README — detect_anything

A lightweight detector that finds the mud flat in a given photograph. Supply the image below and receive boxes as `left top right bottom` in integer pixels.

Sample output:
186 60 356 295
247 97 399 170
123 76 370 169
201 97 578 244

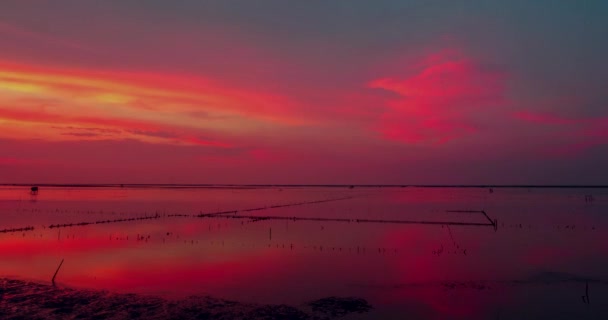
0 278 372 320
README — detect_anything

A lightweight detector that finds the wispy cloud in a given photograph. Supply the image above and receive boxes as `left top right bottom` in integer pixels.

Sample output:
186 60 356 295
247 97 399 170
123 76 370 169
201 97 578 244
514 111 608 156
0 21 92 52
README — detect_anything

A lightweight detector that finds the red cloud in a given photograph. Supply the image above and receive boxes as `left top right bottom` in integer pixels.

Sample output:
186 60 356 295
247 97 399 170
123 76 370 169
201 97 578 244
0 157 44 166
369 49 506 144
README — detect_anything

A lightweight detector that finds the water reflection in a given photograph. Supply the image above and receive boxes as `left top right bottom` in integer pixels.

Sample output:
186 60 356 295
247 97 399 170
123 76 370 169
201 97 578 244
1 186 607 319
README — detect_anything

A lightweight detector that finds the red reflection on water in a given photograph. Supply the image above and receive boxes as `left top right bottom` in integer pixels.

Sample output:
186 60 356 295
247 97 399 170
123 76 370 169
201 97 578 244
67 249 287 299
1 187 607 319
374 227 495 318
0 236 131 257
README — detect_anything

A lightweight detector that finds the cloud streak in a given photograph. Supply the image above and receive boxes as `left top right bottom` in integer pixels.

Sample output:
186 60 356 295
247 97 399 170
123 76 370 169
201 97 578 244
514 111 608 155
0 60 317 148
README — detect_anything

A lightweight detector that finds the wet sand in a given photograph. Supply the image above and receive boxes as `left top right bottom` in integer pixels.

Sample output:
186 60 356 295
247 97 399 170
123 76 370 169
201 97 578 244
0 278 371 319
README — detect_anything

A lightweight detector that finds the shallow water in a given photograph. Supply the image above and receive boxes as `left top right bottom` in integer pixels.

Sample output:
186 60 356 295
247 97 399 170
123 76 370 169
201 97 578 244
1 186 607 319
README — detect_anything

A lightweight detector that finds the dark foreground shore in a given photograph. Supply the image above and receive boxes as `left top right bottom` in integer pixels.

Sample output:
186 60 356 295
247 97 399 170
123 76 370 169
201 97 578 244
0 278 372 319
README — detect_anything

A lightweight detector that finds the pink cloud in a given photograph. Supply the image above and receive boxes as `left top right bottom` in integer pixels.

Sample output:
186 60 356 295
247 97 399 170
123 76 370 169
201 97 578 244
369 49 506 144
513 111 582 125
514 111 608 156
0 21 91 52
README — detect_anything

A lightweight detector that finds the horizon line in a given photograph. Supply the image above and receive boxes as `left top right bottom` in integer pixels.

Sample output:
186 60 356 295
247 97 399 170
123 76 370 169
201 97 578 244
1 183 607 188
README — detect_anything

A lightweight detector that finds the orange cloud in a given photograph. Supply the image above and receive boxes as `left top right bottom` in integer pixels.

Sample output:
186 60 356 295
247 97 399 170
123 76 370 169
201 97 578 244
369 49 506 144
0 60 306 147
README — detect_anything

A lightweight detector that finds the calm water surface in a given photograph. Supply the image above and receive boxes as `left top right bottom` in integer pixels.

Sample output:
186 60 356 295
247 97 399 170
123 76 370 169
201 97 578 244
1 186 607 319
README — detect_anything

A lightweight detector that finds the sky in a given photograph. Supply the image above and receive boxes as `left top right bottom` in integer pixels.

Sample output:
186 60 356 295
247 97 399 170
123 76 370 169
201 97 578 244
1 0 607 185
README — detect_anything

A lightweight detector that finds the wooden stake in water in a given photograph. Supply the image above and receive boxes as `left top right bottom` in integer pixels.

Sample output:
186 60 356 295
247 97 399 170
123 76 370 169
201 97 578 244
52 258 64 286
582 281 590 304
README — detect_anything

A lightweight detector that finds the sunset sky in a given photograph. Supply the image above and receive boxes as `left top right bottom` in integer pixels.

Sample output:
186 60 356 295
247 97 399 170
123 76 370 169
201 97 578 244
1 1 607 184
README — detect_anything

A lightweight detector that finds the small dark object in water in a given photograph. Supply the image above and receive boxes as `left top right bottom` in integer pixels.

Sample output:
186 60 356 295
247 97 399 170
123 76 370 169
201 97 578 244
489 188 494 194
30 186 39 195
582 281 590 304
349 185 354 189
